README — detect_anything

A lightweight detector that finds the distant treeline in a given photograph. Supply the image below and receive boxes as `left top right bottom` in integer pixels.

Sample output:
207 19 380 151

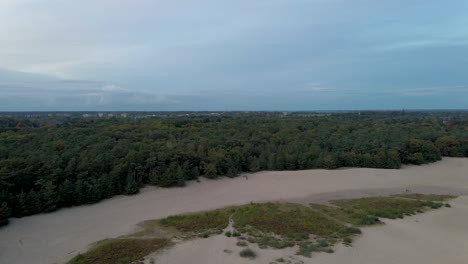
1 111 467 226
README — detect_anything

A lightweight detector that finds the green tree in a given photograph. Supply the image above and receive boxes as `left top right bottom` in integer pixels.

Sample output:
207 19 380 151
0 202 11 226
407 152 426 165
58 179 75 207
204 163 218 179
124 175 139 195
39 181 59 212
436 136 462 156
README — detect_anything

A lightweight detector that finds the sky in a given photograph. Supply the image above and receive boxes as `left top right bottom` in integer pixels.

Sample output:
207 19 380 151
1 0 468 111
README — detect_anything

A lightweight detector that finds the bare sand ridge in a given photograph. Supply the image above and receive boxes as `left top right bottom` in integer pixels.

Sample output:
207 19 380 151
1 158 467 264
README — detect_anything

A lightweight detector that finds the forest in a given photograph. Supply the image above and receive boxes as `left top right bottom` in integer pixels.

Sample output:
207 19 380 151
0 111 467 226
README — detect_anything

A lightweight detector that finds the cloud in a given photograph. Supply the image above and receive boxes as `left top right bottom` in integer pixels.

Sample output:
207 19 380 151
299 82 335 92
397 86 468 96
0 69 175 110
373 39 468 52
1 0 468 110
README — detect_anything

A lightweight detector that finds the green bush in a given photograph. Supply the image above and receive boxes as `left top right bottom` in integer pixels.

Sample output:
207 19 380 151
297 242 319 257
318 240 329 247
343 237 352 245
236 241 248 247
342 226 361 234
321 247 334 253
239 248 257 259
357 214 380 225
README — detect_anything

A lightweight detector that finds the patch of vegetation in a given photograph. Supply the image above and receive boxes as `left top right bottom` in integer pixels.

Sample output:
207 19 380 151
232 203 347 238
248 235 294 249
355 214 381 225
297 241 334 257
68 194 454 263
330 196 446 219
158 209 232 234
239 248 257 259
341 226 362 234
200 232 210 238
309 203 360 225
343 237 352 245
392 194 456 201
236 240 248 247
67 238 169 264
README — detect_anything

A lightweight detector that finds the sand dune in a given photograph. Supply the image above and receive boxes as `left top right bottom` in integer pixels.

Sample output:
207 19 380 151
313 195 468 264
1 158 468 264
153 196 468 264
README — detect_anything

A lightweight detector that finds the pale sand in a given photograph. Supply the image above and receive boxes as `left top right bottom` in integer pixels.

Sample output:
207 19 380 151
312 195 468 264
152 196 468 264
0 158 468 264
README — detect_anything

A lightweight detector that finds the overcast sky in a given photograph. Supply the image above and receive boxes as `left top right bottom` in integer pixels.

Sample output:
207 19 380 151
1 0 468 111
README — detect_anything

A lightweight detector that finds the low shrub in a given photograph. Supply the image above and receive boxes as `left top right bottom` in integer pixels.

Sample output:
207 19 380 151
343 237 352 245
236 241 248 247
239 248 257 259
317 239 329 247
297 242 319 257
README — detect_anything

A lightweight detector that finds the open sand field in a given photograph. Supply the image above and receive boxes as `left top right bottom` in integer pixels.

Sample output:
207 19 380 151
152 196 468 264
1 158 468 264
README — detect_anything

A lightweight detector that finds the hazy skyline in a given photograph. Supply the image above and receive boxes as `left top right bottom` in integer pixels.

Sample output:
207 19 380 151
1 0 468 111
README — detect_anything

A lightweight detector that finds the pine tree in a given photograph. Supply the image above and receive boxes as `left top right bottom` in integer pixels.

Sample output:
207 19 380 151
74 180 86 205
88 180 102 203
124 175 139 195
58 179 75 207
0 202 11 226
40 181 58 212
175 167 185 187
100 173 115 199
17 191 28 217
149 168 161 185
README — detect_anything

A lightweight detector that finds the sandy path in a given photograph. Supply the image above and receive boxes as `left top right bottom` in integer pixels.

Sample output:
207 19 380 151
1 158 467 264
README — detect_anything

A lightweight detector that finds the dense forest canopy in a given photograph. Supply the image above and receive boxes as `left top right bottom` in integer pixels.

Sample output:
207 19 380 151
0 111 467 226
